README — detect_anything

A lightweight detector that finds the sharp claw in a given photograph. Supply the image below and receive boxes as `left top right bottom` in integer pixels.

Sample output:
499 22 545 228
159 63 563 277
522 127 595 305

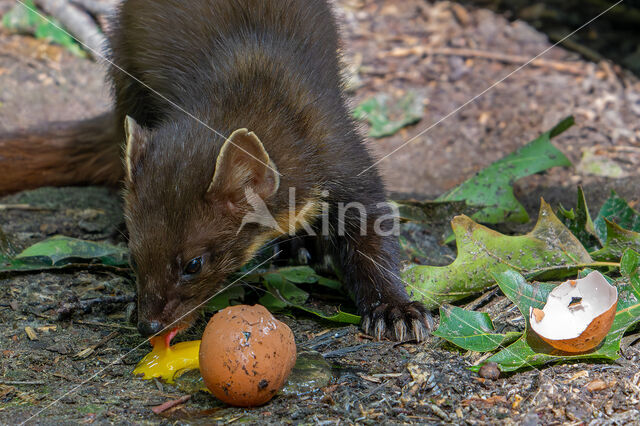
375 318 386 340
362 315 371 335
361 302 432 342
394 319 407 341
412 319 426 342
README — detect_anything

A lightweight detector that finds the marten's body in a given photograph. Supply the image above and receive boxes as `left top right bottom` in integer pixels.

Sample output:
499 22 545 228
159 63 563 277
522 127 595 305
0 0 431 341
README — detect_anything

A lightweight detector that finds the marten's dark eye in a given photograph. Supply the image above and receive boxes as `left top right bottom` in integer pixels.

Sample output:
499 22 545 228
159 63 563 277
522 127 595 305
183 256 203 276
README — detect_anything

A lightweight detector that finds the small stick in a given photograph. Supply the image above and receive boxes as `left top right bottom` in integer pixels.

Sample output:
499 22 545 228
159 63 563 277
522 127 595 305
0 263 133 279
0 380 46 385
0 204 54 211
57 294 135 319
151 395 191 415
381 46 586 75
74 319 136 331
74 330 119 359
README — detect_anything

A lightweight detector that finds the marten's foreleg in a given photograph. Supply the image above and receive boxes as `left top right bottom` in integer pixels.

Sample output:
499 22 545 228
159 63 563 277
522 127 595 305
326 200 433 341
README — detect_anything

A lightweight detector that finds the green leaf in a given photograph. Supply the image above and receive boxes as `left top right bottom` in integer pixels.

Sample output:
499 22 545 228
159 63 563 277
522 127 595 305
260 272 310 310
621 250 639 277
2 0 87 57
316 276 343 291
436 117 573 224
621 249 640 293
473 335 620 373
472 269 640 372
434 304 521 352
404 200 592 309
557 186 599 252
0 235 129 273
293 306 361 325
259 270 359 324
594 191 640 243
15 236 128 266
205 285 245 312
277 266 322 284
493 270 556 325
268 266 342 290
591 219 640 262
353 92 423 138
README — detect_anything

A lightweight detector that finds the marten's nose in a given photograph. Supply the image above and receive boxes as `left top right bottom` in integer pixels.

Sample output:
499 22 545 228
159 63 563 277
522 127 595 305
137 319 164 337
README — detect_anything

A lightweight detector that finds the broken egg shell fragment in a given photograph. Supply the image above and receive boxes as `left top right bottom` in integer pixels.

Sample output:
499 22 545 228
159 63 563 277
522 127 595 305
529 271 618 353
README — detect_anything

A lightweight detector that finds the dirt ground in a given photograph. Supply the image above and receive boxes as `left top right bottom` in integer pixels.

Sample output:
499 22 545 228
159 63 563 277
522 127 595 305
1 0 640 424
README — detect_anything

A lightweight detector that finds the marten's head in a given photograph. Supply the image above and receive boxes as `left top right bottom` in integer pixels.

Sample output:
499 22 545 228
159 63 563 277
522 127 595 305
122 116 281 339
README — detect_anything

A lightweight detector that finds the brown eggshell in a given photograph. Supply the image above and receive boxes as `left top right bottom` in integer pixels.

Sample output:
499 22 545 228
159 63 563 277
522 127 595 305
529 271 618 354
199 305 296 407
537 301 617 353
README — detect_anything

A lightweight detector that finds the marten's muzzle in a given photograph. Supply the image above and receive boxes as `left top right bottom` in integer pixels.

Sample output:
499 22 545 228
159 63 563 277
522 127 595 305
137 319 164 337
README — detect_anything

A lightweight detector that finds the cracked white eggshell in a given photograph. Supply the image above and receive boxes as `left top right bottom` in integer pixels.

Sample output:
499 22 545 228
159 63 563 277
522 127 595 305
529 271 618 353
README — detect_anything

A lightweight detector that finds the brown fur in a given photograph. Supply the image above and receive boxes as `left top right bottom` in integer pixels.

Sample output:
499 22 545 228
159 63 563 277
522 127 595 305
0 113 122 194
0 0 433 341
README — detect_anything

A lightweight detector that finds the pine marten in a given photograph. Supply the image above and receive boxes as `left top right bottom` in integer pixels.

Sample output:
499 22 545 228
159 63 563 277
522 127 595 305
0 0 432 341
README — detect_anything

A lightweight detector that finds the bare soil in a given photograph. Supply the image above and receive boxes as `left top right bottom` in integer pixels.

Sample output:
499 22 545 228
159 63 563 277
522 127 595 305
1 0 640 424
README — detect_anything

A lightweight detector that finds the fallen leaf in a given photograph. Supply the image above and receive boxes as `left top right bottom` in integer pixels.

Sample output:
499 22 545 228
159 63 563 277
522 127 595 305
594 191 640 244
434 304 520 352
436 117 573 224
353 92 424 138
404 200 592 309
470 263 640 372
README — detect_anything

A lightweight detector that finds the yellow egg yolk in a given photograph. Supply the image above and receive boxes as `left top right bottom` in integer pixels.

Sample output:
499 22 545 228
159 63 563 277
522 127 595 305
133 334 201 383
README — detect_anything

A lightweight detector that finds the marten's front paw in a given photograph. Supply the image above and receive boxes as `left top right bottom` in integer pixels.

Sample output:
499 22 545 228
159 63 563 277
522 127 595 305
361 301 433 342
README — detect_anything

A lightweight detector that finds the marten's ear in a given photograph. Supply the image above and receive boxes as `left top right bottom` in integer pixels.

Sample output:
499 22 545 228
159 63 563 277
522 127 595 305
124 116 148 183
208 129 280 205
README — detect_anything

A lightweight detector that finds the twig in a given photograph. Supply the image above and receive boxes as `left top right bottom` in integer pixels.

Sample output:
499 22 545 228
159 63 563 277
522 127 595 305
151 395 191 415
74 330 119 359
0 204 55 211
0 263 133 279
0 380 45 385
548 33 603 63
57 294 135 319
322 342 385 358
381 46 586 75
34 0 106 59
74 319 136 331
